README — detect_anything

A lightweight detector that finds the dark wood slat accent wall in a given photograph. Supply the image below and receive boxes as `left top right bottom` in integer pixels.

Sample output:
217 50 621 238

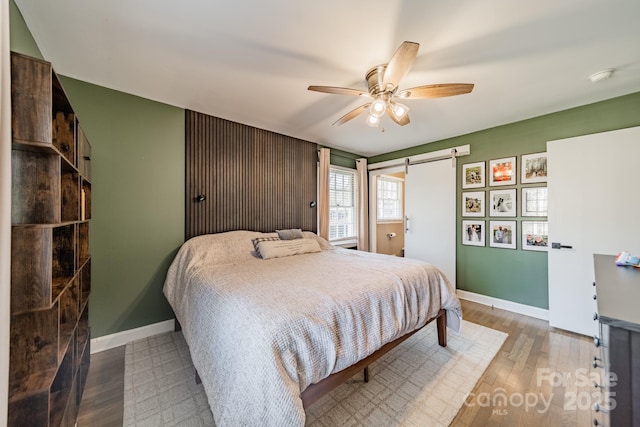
185 111 318 239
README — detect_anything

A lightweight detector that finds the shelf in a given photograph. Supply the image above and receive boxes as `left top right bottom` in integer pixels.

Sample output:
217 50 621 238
10 52 52 146
78 126 91 181
78 339 90 406
9 303 59 397
59 278 80 363
8 387 51 426
52 72 75 166
51 276 72 307
10 51 91 427
77 222 90 268
12 220 78 229
11 148 82 226
61 161 80 223
64 372 80 426
8 365 58 401
50 338 74 427
77 305 89 365
53 224 76 294
80 259 91 311
11 150 60 225
11 140 76 168
11 227 52 313
81 180 92 220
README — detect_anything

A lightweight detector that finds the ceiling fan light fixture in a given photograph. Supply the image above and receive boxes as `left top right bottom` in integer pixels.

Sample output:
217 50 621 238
391 102 409 120
307 41 474 127
589 68 614 83
369 98 387 118
366 114 380 127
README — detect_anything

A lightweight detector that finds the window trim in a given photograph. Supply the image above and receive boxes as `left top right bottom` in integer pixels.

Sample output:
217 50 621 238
328 165 358 244
376 175 404 223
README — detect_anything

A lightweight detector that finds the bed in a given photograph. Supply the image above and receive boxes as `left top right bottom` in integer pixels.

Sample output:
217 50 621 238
163 230 462 426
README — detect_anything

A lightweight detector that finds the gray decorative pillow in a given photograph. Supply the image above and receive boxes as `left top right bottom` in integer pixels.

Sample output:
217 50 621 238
275 228 304 240
251 236 280 257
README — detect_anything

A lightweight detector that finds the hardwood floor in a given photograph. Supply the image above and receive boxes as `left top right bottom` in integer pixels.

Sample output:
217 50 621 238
451 300 595 426
77 299 597 426
77 346 125 427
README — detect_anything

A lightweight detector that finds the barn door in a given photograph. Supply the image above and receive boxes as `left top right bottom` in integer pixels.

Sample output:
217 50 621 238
404 159 456 286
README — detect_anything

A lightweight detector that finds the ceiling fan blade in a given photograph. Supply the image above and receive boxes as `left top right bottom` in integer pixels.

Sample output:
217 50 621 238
386 108 410 126
332 103 371 126
308 86 369 97
382 41 419 90
398 83 474 99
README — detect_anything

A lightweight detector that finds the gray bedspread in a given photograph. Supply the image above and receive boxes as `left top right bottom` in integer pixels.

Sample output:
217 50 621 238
163 230 462 426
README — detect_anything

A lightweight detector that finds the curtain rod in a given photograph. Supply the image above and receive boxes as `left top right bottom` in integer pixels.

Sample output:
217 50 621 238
368 149 458 172
317 149 363 161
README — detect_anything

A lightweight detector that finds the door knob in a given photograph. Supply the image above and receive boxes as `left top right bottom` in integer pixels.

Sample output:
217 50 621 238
551 242 573 249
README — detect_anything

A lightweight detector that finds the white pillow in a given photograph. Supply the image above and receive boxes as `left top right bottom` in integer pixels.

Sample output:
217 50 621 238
251 236 280 257
256 238 321 260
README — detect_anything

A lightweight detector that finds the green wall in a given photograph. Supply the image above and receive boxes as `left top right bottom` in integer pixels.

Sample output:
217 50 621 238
370 92 640 308
59 78 184 336
11 0 640 326
8 0 41 59
328 147 362 169
10 1 185 337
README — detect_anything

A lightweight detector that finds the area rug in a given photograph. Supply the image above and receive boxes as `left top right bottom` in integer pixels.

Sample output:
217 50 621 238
123 320 507 427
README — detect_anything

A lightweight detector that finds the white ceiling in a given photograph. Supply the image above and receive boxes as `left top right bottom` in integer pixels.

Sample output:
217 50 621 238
15 0 640 157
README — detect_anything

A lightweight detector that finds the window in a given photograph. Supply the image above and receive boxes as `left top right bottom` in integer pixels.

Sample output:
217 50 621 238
377 176 403 221
329 166 357 242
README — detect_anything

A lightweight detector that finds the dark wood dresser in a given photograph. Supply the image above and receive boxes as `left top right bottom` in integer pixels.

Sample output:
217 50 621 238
593 254 640 426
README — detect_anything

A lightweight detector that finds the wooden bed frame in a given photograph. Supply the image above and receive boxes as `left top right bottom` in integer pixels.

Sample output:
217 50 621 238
300 309 447 408
177 308 447 409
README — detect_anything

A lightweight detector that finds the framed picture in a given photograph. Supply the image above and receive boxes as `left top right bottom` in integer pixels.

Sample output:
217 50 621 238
489 189 516 217
462 191 485 217
521 152 547 183
462 220 485 246
489 157 516 186
462 162 485 189
522 221 549 251
489 220 516 249
521 187 548 217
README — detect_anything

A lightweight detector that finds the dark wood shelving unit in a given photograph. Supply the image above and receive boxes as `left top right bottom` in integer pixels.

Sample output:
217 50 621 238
9 51 92 427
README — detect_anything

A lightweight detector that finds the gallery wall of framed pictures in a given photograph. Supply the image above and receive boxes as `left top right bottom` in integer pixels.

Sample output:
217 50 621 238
461 152 548 251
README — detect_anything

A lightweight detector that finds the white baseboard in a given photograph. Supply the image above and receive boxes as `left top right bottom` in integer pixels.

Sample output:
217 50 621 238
90 319 175 354
456 290 549 321
90 292 547 353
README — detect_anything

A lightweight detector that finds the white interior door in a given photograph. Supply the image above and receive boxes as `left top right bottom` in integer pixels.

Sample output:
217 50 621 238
404 159 456 286
548 126 640 336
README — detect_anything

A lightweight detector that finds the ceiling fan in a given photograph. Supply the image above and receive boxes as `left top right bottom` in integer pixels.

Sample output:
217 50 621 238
308 41 474 127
